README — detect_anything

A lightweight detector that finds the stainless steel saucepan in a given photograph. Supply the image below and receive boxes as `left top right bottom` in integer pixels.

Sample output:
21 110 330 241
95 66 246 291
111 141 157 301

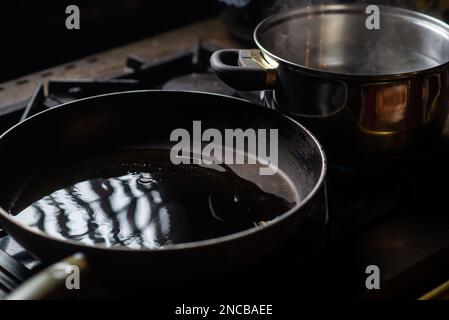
211 4 449 158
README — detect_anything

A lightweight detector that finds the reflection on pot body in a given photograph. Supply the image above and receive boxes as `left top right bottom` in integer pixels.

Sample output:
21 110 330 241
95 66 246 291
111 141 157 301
371 84 409 128
270 64 449 156
277 71 446 134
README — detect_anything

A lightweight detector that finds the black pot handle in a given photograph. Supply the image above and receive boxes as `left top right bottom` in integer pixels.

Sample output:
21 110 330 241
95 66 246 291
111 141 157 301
210 49 277 91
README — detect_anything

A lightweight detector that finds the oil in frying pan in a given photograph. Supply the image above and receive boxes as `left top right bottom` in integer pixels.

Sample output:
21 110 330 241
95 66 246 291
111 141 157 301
10 149 298 249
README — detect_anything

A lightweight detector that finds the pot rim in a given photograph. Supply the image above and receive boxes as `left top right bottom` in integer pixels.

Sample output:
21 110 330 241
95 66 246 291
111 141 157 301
254 4 449 81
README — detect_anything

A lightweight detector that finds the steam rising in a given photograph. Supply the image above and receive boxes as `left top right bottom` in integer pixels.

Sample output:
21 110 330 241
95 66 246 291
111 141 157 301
218 0 251 7
266 0 445 17
256 0 449 75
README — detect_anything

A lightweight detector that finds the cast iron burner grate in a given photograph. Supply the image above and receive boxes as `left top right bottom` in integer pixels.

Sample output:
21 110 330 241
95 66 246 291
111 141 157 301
15 41 263 122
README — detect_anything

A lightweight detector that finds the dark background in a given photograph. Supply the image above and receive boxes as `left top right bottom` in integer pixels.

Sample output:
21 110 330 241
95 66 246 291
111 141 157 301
0 1 221 82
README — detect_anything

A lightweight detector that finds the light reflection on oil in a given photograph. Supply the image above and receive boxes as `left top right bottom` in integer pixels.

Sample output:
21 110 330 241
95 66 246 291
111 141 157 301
11 149 297 249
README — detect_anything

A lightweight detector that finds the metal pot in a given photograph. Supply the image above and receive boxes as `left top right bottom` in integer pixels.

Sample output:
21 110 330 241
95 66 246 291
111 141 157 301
211 4 449 158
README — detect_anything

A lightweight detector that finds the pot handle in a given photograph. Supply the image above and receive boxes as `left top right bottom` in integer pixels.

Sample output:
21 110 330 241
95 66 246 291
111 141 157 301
210 49 277 91
6 253 90 300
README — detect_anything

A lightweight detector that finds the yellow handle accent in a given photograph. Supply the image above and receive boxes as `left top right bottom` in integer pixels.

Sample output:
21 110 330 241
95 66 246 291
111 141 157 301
419 279 449 300
7 253 90 300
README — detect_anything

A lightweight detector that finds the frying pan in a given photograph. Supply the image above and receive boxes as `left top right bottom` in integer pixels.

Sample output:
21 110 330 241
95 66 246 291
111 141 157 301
0 91 326 299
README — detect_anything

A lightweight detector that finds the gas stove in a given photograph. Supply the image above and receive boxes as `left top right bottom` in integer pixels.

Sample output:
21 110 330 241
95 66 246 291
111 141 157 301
0 17 449 300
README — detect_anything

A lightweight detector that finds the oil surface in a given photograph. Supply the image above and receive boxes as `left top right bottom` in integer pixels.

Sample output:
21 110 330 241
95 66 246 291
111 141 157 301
10 149 297 249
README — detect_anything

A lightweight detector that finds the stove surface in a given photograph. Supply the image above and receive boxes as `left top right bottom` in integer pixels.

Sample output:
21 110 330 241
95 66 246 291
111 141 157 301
0 18 448 300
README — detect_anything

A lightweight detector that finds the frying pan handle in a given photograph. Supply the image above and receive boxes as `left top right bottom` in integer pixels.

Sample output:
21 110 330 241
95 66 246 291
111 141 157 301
0 225 6 237
210 49 278 91
7 253 90 300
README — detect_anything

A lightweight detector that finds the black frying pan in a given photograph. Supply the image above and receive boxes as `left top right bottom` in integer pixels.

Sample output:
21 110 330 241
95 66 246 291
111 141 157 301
0 91 326 299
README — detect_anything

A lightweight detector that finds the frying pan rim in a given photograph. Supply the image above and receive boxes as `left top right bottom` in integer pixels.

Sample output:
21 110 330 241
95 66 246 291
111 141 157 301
0 90 327 253
253 3 449 80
